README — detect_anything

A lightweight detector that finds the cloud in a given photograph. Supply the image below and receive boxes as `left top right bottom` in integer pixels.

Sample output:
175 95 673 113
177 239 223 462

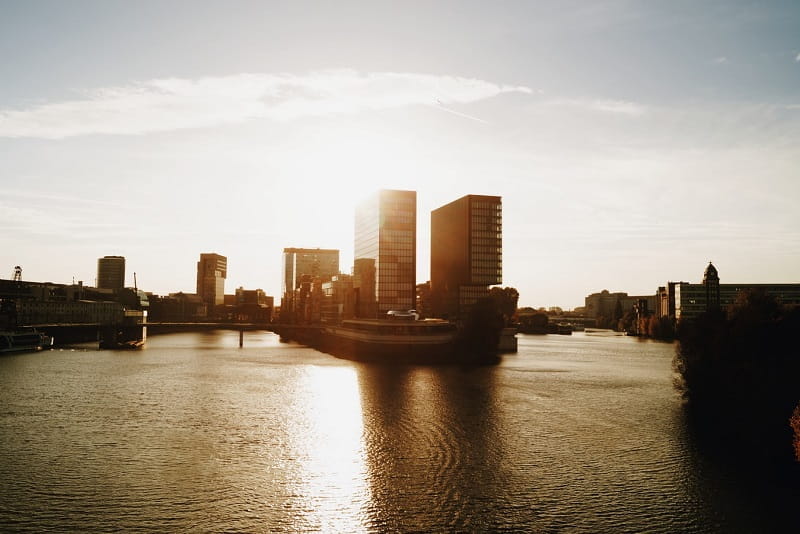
0 70 532 139
587 99 647 116
796 52 800 62
546 98 647 116
714 56 728 64
431 101 488 123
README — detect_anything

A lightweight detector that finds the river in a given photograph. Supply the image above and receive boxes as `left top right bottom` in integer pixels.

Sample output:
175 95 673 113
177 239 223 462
1 331 797 532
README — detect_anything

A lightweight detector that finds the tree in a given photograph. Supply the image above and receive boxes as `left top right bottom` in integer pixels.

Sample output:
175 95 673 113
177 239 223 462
617 310 636 333
674 289 800 465
791 404 800 463
646 315 675 340
488 286 519 326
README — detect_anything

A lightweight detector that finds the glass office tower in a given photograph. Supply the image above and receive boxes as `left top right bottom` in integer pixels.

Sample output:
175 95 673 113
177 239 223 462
430 194 502 319
354 190 417 317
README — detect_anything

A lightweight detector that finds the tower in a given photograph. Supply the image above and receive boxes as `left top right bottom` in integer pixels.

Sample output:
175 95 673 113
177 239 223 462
703 262 720 310
430 195 502 318
97 256 125 290
196 253 227 309
354 190 416 317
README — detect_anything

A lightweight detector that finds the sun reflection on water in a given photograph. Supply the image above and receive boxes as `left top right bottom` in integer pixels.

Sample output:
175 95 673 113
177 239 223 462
289 365 370 532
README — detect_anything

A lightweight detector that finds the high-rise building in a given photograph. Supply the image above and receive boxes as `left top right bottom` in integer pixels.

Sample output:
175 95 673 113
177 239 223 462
430 194 502 319
281 248 340 316
97 256 125 290
196 253 227 308
354 189 416 317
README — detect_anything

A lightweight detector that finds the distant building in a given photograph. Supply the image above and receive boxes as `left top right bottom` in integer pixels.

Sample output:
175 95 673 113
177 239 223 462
321 274 355 324
585 290 628 319
235 287 272 306
0 277 146 327
430 194 502 319
196 253 227 309
354 190 417 317
232 287 273 323
672 262 800 321
584 290 657 321
147 292 206 322
281 248 339 320
656 282 683 318
97 256 125 290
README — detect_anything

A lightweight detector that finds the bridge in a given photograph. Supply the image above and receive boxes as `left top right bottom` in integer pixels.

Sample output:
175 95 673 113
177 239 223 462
23 321 276 347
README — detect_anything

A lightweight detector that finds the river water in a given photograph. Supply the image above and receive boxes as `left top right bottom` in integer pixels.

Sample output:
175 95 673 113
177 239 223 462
0 331 797 532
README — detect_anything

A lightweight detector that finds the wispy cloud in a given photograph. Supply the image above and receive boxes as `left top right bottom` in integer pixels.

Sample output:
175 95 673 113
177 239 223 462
0 70 531 139
796 52 800 62
714 56 728 64
1 189 126 207
431 101 488 123
547 98 647 116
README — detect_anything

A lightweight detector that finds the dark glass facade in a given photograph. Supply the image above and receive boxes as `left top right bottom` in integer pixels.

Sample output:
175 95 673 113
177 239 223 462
430 195 502 318
354 190 416 317
282 248 340 297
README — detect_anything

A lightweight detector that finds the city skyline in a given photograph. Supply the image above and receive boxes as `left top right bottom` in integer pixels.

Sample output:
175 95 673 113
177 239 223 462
2 1 799 309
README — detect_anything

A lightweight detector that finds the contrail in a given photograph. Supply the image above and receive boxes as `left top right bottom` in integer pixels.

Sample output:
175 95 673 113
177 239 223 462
432 99 488 124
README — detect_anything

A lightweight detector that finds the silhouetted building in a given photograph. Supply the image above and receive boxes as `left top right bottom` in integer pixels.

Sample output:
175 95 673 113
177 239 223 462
703 262 720 310
354 190 416 317
235 287 271 306
231 287 273 323
585 290 628 319
416 281 432 319
0 277 147 326
656 282 683 318
196 253 227 309
97 256 125 290
430 194 502 319
147 292 206 322
658 262 800 320
585 290 658 321
667 263 800 320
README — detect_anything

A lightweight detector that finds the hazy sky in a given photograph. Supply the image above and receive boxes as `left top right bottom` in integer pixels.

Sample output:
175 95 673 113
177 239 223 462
1 0 799 308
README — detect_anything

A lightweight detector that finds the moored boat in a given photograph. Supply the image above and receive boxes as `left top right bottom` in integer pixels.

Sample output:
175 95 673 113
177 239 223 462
0 329 51 354
99 309 147 350
320 318 458 364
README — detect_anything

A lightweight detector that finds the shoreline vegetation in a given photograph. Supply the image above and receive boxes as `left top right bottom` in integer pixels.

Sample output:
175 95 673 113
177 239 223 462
673 289 800 475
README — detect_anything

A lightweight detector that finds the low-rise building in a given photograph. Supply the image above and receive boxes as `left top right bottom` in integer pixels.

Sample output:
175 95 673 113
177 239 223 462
664 263 800 321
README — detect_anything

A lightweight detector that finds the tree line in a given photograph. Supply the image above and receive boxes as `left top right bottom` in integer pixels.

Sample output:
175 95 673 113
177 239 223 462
674 288 800 469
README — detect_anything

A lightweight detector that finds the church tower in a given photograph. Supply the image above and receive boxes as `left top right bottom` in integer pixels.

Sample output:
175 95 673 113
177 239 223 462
702 262 720 310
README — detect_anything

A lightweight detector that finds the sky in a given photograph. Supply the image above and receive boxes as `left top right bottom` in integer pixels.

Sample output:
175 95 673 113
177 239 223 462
1 0 799 309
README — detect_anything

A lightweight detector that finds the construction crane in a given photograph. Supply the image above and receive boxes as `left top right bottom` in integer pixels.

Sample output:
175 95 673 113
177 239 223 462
12 266 22 282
